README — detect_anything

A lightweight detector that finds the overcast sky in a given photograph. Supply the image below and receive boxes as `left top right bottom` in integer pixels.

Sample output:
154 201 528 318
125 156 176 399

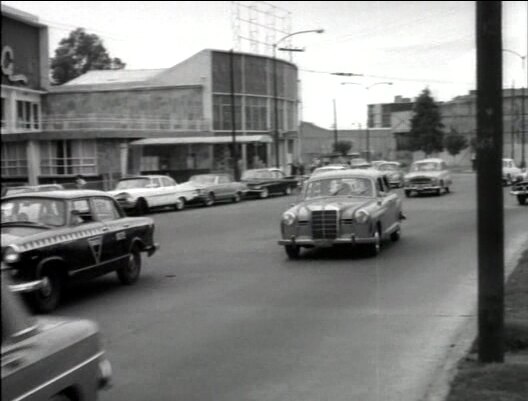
3 1 527 129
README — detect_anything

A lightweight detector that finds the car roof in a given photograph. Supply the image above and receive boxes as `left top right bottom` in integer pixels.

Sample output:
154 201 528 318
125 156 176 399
307 169 384 181
413 158 444 163
2 189 112 200
119 175 168 180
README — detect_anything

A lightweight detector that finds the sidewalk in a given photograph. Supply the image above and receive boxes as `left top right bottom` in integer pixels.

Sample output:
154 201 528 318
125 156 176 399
426 248 528 401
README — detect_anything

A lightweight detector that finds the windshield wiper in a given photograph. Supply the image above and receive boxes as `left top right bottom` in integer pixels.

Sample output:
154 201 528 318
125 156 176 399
1 221 52 228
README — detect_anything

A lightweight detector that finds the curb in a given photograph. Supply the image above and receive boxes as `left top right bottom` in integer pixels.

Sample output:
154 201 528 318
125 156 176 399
421 236 528 401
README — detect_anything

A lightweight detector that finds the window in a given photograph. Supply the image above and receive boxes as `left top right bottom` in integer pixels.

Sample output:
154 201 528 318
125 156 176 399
161 177 175 187
218 175 230 184
1 97 5 128
15 100 40 130
213 95 242 131
245 96 268 131
40 140 97 176
92 198 120 221
1 142 27 177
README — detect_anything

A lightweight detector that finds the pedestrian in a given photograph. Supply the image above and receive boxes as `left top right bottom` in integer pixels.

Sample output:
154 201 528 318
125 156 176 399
75 175 87 189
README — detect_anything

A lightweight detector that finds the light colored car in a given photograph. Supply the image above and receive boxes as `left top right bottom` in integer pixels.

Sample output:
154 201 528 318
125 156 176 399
3 184 64 197
311 164 349 177
375 161 405 188
1 270 112 401
349 158 372 169
181 173 248 206
502 158 526 185
108 175 199 214
278 169 404 258
404 158 452 197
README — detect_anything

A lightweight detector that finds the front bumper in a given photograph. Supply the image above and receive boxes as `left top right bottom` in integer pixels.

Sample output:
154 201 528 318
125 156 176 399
405 184 441 192
98 356 113 390
278 235 377 246
144 243 159 257
9 278 45 293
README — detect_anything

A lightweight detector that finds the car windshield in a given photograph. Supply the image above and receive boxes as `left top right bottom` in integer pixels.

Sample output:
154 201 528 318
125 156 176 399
378 164 399 171
411 162 441 172
242 170 272 180
190 175 217 185
115 178 150 190
1 198 67 227
304 177 374 200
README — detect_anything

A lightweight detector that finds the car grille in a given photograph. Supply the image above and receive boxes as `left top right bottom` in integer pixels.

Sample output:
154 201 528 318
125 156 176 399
312 210 338 239
512 181 528 192
410 177 432 185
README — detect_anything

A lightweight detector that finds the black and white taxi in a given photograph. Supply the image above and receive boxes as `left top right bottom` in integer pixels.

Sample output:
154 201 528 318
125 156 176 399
1 190 158 312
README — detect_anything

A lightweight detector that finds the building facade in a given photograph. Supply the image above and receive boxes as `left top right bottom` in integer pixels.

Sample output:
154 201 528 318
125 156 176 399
1 4 49 186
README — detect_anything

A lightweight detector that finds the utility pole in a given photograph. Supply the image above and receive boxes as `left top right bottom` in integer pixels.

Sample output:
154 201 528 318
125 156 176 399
333 98 338 149
230 49 239 181
522 85 526 168
511 83 515 160
476 0 504 364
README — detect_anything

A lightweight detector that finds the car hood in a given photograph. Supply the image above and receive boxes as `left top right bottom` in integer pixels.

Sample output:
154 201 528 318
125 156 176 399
178 182 206 191
404 171 444 179
1 226 51 247
288 197 374 217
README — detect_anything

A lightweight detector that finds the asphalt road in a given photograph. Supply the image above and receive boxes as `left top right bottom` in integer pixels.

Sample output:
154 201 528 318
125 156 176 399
57 174 527 401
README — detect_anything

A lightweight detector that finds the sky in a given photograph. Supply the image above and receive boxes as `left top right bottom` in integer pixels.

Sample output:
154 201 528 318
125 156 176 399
2 1 527 130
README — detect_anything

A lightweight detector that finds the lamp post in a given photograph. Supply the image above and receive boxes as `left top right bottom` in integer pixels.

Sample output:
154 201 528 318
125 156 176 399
341 81 393 161
273 29 324 168
503 48 527 168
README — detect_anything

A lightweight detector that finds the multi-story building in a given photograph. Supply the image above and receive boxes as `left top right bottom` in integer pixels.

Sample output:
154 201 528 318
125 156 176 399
1 4 49 186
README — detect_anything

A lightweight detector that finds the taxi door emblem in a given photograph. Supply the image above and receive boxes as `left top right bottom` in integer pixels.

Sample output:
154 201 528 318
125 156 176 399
88 236 103 264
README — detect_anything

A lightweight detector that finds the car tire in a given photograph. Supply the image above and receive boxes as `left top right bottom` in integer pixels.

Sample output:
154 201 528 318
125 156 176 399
117 248 141 285
285 244 300 259
366 229 381 257
174 197 185 211
136 198 148 215
445 186 451 194
404 190 412 198
30 268 63 313
390 228 401 242
232 192 241 203
518 195 527 205
204 193 215 207
259 188 269 199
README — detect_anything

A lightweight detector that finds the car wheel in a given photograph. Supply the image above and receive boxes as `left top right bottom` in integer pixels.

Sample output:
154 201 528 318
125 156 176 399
284 186 292 196
390 228 401 242
366 228 381 257
445 186 451 194
232 192 241 203
204 193 215 207
174 197 185 211
518 195 527 205
30 268 63 313
259 188 269 199
136 198 148 215
404 190 412 198
285 244 300 259
117 248 141 285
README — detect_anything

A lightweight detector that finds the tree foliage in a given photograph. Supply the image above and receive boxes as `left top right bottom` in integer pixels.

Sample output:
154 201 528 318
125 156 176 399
409 88 445 155
444 129 469 156
333 140 353 156
51 28 126 85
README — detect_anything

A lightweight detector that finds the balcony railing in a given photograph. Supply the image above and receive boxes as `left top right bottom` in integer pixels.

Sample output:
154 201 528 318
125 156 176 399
41 114 210 132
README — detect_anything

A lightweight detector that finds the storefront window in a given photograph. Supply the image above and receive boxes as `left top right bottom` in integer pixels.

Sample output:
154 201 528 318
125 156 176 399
1 142 28 177
15 100 40 131
40 140 97 175
213 95 242 131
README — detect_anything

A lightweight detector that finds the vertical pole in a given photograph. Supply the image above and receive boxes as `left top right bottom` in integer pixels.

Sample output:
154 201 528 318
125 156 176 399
230 50 239 181
273 44 280 168
476 0 504 363
333 99 338 149
366 105 370 162
511 83 515 160
522 84 526 168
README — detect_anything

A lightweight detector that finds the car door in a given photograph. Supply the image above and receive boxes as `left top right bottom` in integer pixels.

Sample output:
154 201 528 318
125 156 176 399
90 196 129 275
216 175 232 200
160 176 178 205
376 177 398 236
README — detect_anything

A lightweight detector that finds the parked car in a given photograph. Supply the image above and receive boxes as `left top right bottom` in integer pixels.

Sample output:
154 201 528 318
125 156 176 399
1 269 112 401
278 169 404 259
311 164 349 177
241 168 299 198
1 190 159 312
108 175 199 214
3 184 64 197
502 158 526 185
375 161 405 188
181 173 248 206
403 158 452 197
510 179 528 205
349 158 372 169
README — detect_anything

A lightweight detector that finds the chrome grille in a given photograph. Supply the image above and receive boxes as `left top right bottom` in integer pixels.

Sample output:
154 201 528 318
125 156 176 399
312 210 338 239
410 177 432 185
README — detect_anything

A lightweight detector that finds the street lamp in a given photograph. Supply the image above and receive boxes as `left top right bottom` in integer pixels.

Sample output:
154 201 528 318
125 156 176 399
503 48 527 168
273 29 324 168
341 81 393 161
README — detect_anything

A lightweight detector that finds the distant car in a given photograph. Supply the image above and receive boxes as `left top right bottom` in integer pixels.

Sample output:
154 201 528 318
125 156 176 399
370 160 386 169
182 173 248 206
349 158 371 169
311 164 349 177
241 168 299 198
108 175 199 214
510 179 528 205
403 158 452 197
502 158 525 185
1 190 158 312
375 161 405 188
278 169 404 259
3 184 64 197
1 269 112 401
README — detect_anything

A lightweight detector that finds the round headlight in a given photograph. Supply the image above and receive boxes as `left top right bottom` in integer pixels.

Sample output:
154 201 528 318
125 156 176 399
3 246 20 264
354 209 370 224
282 212 296 226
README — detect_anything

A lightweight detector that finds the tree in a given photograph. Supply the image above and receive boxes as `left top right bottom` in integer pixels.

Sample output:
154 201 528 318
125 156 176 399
444 129 469 157
332 140 352 156
51 28 126 85
409 88 445 155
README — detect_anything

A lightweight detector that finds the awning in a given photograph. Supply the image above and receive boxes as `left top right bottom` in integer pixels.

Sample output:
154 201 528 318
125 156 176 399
130 135 272 146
